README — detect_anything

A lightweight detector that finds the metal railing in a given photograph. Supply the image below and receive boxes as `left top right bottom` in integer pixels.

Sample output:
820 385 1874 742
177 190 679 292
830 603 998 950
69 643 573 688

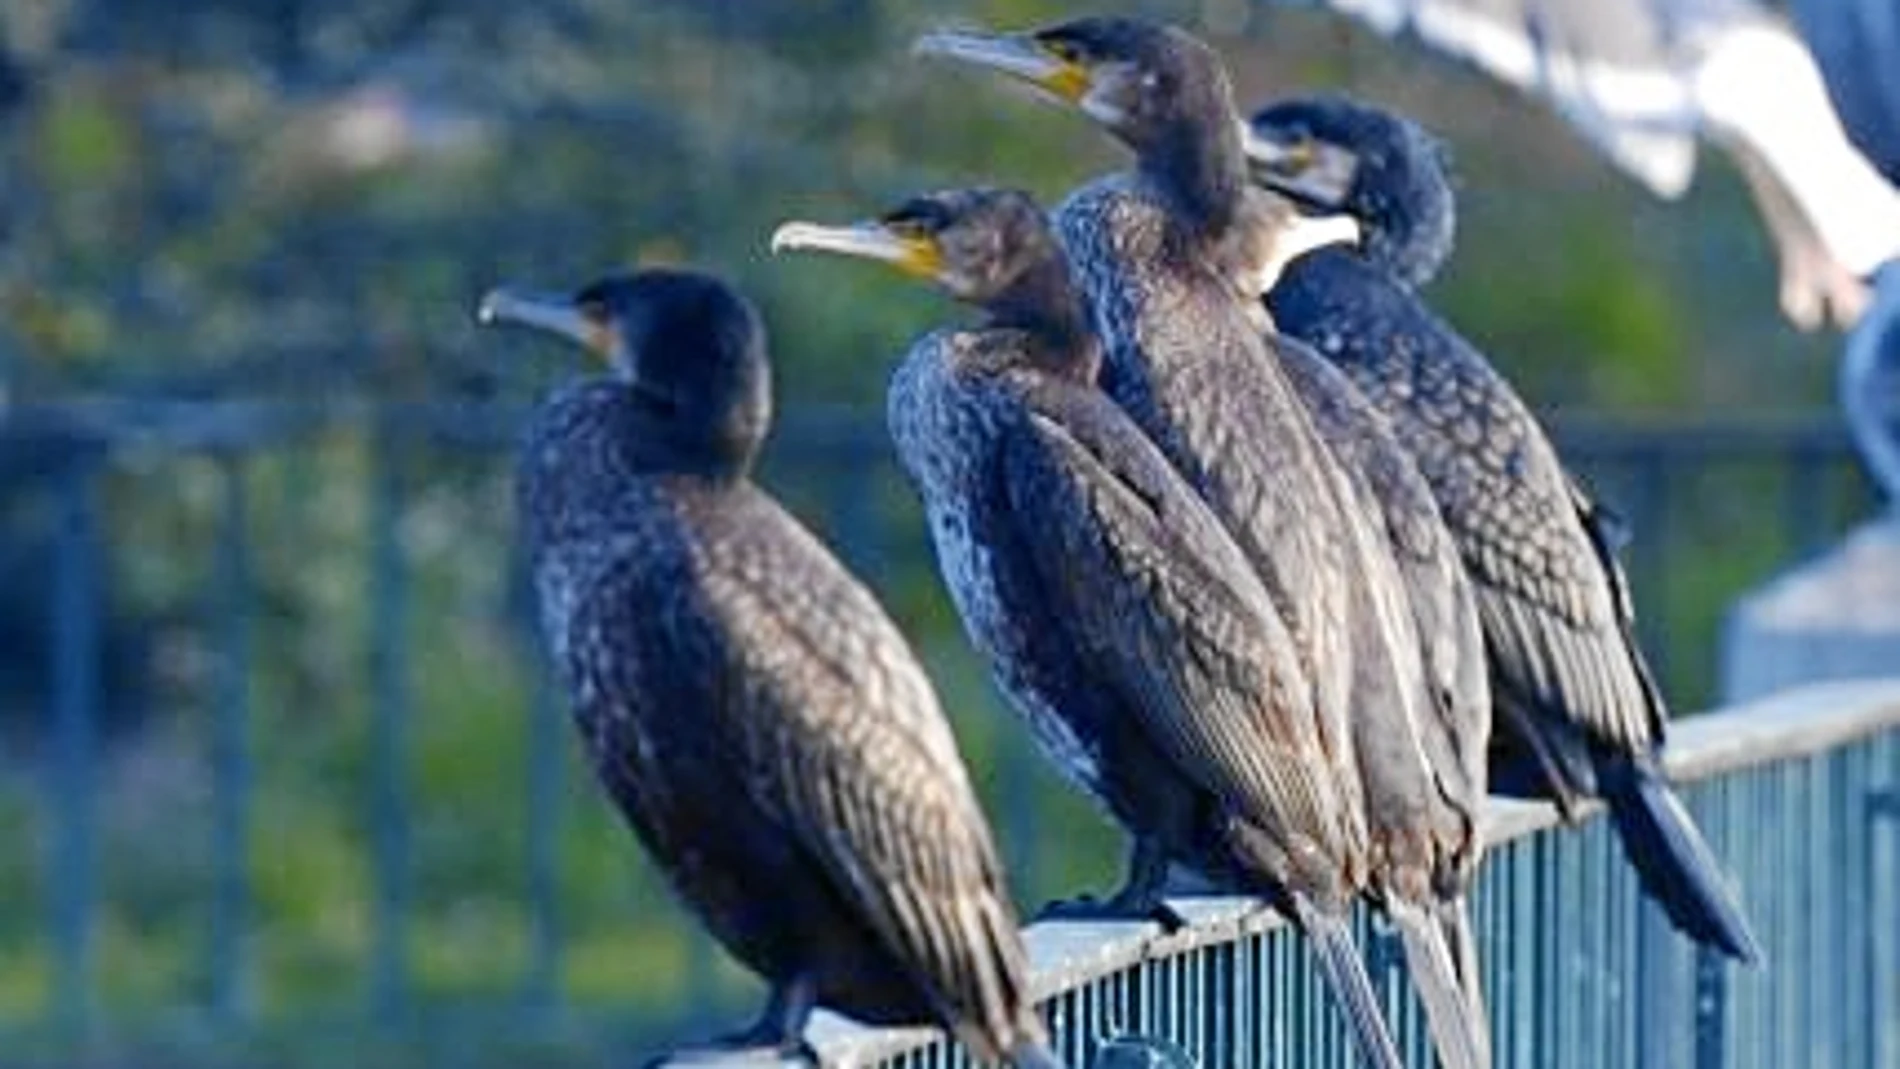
0 399 1886 1066
800 680 1900 1069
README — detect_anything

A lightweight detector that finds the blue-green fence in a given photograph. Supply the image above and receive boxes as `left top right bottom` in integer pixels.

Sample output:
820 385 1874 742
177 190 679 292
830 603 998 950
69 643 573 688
0 400 1883 1066
802 683 1900 1069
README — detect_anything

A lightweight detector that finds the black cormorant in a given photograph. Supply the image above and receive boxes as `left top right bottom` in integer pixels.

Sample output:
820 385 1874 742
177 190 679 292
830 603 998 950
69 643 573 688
771 186 1399 1069
476 267 1060 1066
1243 94 1762 962
914 20 1488 1069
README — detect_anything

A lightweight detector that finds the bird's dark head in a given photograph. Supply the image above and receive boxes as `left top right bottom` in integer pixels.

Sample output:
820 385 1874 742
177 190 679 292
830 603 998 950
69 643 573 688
915 18 1243 220
772 188 1097 379
1241 95 1457 288
478 268 772 477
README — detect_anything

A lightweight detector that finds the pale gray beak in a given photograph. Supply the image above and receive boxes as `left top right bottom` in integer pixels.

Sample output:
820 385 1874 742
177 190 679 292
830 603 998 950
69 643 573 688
770 220 945 279
1241 126 1362 208
912 29 1092 106
477 287 610 358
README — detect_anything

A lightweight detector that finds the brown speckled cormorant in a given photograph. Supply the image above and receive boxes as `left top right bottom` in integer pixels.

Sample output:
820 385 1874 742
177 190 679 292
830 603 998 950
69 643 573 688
1243 94 1760 962
915 20 1487 1069
771 186 1397 1069
476 268 1061 1066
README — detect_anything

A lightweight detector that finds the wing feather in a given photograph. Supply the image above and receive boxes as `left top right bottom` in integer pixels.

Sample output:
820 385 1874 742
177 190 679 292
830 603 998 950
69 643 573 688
573 490 1031 1054
996 393 1361 883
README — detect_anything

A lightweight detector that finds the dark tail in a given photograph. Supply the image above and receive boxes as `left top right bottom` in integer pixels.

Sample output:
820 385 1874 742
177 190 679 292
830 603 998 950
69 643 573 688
1602 755 1761 963
1389 896 1488 1069
1008 1039 1069 1069
1294 898 1404 1069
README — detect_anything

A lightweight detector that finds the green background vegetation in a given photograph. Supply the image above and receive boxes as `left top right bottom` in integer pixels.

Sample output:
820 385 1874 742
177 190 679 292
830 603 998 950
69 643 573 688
0 1 1874 1065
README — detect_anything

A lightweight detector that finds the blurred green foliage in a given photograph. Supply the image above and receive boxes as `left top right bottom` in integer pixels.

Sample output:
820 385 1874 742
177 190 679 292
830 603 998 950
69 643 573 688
0 0 1870 1065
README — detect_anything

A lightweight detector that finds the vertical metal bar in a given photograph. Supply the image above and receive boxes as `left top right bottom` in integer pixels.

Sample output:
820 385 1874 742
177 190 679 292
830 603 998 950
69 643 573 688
209 456 252 1020
368 424 410 1021
1833 747 1863 1069
523 639 563 1009
1692 940 1727 1067
1633 848 1660 1068
513 543 563 1010
826 447 887 584
47 463 99 1029
1747 762 1774 1069
1803 756 1825 1065
1775 762 1796 1067
1631 449 1671 689
1783 441 1827 560
1516 836 1541 1069
1866 730 1900 1069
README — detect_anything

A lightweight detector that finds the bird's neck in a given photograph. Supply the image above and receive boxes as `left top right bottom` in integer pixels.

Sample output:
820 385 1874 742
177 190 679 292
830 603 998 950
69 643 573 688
532 379 760 497
623 350 771 483
1142 114 1246 240
1363 184 1455 289
986 254 1102 384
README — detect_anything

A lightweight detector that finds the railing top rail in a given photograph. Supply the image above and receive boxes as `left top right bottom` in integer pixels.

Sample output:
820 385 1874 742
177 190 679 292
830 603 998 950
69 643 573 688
798 678 1900 1065
0 398 1855 459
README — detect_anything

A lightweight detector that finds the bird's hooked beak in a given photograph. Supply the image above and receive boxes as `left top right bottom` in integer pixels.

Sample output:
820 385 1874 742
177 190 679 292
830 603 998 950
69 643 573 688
1240 124 1361 209
769 219 945 282
476 287 613 362
912 29 1097 114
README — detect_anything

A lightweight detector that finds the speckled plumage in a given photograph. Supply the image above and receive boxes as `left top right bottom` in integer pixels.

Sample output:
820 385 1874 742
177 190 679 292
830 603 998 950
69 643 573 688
842 189 1362 910
785 180 1400 1067
509 270 1050 1061
1057 168 1485 1069
1021 23 1487 1066
891 326 1362 904
1277 346 1490 881
1253 96 1759 962
1262 143 1659 792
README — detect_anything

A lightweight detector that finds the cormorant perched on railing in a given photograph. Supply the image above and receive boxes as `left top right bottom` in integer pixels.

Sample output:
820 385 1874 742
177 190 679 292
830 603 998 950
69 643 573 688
476 268 1060 1068
1242 94 1761 963
772 186 1396 1069
915 19 1487 1069
1283 0 1900 518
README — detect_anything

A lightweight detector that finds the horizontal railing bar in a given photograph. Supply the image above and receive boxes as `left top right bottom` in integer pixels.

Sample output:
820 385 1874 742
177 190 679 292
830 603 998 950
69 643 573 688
798 678 1900 1065
0 399 1854 461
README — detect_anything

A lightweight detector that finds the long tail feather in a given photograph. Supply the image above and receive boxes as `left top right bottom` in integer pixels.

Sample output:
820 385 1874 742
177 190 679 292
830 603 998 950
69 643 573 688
1390 896 1488 1069
1294 898 1405 1069
1602 756 1762 963
1439 896 1489 1059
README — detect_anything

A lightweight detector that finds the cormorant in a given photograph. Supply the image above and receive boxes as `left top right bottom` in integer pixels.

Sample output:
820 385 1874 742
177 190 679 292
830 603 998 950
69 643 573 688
476 267 1060 1067
915 20 1488 1069
1242 94 1762 962
771 186 1398 1069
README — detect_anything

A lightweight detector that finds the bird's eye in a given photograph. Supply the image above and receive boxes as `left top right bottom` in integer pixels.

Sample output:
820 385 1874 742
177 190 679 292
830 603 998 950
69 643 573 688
884 216 929 239
1042 37 1082 63
1278 137 1318 172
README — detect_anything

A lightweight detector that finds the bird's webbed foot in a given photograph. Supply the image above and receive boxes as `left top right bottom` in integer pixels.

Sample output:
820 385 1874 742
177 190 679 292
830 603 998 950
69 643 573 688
646 976 818 1067
1036 891 1189 932
1038 839 1190 932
